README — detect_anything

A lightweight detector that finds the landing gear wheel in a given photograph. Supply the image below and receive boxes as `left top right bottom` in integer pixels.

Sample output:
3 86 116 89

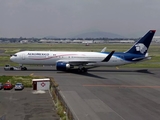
81 67 87 73
21 67 27 71
78 67 87 73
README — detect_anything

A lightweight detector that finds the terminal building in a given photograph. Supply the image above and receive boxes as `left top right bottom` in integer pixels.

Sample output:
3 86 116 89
153 36 160 42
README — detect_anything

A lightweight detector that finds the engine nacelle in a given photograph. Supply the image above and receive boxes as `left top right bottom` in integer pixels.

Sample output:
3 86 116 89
56 62 71 71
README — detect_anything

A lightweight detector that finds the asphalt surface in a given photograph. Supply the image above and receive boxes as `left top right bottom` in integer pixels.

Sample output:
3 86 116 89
1 66 160 120
0 88 59 120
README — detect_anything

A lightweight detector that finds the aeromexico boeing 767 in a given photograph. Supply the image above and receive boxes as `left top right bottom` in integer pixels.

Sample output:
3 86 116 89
10 30 156 73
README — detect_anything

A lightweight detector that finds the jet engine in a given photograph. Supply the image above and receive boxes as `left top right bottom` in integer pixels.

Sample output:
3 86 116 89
56 62 72 71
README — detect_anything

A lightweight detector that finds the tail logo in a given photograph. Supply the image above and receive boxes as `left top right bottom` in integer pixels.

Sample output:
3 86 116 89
135 43 147 54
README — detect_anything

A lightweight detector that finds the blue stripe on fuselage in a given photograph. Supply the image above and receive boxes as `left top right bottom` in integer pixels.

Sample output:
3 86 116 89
100 52 144 62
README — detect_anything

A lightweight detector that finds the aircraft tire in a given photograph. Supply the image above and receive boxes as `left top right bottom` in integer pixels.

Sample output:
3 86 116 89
21 67 27 71
78 67 87 73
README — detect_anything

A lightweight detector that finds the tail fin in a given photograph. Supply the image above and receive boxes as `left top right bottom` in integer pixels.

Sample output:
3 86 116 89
125 30 156 55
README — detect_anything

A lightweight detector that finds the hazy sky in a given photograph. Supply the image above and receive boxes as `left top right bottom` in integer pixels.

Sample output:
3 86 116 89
0 0 160 38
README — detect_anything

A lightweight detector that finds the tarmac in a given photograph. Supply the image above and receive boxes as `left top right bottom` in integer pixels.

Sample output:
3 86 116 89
0 66 160 120
0 88 59 120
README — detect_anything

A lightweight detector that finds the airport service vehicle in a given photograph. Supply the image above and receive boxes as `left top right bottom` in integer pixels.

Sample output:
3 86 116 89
4 64 19 70
3 82 13 90
4 64 27 71
14 83 24 90
10 30 156 73
0 83 4 90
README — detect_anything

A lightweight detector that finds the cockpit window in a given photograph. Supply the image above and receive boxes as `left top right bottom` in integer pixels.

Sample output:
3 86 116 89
13 54 17 57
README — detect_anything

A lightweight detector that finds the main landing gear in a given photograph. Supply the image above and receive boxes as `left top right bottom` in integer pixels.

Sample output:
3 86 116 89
77 66 87 73
19 64 27 70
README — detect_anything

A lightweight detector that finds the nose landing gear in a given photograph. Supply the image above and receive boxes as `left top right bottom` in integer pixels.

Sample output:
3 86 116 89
19 64 27 70
21 66 27 70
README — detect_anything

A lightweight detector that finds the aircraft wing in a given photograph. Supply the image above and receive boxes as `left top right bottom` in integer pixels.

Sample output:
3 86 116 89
101 51 115 62
56 51 115 65
101 47 107 52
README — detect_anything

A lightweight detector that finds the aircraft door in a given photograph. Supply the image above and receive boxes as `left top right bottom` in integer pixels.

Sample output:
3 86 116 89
22 53 25 60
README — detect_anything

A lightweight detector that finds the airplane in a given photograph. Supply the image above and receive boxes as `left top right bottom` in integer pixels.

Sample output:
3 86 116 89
10 30 156 73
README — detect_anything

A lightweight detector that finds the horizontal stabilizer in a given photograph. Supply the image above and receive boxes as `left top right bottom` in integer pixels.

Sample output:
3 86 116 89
102 51 115 62
132 56 151 61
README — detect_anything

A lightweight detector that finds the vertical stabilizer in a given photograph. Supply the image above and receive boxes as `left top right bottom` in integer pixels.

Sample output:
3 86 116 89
125 30 156 55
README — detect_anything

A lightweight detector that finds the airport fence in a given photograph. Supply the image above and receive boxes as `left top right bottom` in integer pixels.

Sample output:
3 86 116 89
50 78 74 120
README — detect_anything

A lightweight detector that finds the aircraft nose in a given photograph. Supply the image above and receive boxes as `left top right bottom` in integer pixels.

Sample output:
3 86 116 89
10 56 14 61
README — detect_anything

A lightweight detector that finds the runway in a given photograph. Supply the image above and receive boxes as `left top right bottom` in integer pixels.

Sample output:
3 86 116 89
1 66 160 120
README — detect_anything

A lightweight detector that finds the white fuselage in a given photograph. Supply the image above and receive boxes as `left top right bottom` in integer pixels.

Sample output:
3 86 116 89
10 51 130 66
